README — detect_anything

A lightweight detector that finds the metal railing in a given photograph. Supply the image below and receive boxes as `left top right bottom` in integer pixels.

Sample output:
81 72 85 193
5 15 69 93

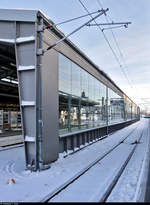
59 118 139 154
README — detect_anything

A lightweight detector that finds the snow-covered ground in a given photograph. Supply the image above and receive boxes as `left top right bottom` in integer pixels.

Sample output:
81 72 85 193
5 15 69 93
107 119 150 202
49 119 148 202
0 135 23 147
0 119 149 202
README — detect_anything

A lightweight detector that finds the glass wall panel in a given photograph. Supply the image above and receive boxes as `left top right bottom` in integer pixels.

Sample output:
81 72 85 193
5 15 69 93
81 69 88 98
70 97 80 131
100 84 107 125
71 63 81 97
59 54 71 94
94 79 101 127
59 53 129 134
88 102 95 128
108 88 124 124
88 74 95 101
59 92 70 134
126 99 132 120
80 100 89 130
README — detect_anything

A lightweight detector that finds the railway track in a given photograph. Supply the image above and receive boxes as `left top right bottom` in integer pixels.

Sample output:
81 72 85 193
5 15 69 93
40 120 146 202
0 142 24 152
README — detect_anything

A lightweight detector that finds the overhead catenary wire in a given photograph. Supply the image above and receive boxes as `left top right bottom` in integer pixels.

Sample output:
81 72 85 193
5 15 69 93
96 0 140 97
98 0 144 103
97 0 127 60
78 0 143 108
78 0 137 99
78 0 123 74
97 0 148 110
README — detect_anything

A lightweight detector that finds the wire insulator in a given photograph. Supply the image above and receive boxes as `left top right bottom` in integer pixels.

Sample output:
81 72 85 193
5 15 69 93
47 44 56 51
44 25 54 30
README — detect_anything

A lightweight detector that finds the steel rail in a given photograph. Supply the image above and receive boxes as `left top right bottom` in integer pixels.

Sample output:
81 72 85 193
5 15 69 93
41 121 140 202
102 127 145 202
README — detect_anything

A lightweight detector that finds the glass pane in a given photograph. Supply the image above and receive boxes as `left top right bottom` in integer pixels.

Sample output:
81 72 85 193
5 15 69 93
88 102 94 128
80 99 89 130
94 79 101 127
88 74 95 101
99 83 106 126
59 54 71 94
108 88 124 124
81 69 88 99
59 93 69 134
70 97 80 131
71 63 81 97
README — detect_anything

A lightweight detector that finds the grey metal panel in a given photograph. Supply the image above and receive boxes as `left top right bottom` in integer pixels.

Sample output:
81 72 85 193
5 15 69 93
59 139 64 153
25 142 36 163
16 22 36 37
16 43 35 65
0 21 16 39
41 41 59 164
19 70 35 101
15 21 38 169
23 107 36 137
0 9 38 22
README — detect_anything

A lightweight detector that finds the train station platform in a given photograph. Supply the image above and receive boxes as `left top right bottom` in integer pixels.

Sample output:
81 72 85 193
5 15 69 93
0 132 23 148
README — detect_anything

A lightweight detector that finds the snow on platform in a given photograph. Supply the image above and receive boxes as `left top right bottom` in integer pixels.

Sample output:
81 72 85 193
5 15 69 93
0 119 149 202
0 135 23 148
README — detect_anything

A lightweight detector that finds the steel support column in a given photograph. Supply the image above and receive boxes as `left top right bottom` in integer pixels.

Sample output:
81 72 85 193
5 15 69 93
0 9 59 170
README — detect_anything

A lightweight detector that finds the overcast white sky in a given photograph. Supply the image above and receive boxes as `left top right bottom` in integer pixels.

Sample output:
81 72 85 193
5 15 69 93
1 0 150 112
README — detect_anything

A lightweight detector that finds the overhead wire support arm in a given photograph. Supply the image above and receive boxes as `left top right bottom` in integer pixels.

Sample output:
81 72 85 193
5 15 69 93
45 8 109 52
87 22 132 31
44 10 102 30
87 22 131 27
101 25 130 32
56 10 102 26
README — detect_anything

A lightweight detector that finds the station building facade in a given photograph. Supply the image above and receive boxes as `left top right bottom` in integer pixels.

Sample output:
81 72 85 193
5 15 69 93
0 9 140 170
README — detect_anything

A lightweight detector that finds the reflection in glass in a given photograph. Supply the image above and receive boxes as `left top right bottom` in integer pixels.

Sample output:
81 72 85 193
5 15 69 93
70 97 80 131
58 53 138 134
59 54 71 94
81 69 88 98
108 88 125 124
80 100 89 129
71 63 81 97
59 92 70 134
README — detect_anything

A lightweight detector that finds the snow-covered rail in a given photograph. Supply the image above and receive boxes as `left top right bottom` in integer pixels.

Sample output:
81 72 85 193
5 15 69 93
0 119 149 202
40 120 148 202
